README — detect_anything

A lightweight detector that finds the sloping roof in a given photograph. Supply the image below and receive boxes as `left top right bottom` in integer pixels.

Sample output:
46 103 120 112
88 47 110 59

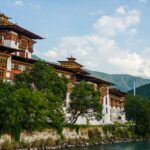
85 75 113 85
74 73 113 85
0 24 43 39
58 61 84 67
0 45 23 53
12 55 36 64
67 57 76 61
65 68 89 75
0 13 11 20
110 88 126 97
86 75 114 85
11 55 113 85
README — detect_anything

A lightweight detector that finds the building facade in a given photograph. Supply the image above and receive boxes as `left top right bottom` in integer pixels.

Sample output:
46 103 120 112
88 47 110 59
0 13 126 125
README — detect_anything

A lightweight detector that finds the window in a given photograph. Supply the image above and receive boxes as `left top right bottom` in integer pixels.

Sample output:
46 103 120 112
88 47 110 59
106 97 107 105
11 63 14 69
0 57 7 68
22 65 25 71
18 65 25 71
0 69 4 78
26 52 28 58
0 34 4 44
106 107 108 114
19 39 28 50
15 37 18 45
18 65 22 71
103 119 105 124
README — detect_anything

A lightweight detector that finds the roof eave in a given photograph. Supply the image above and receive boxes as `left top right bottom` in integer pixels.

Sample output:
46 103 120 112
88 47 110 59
0 25 43 39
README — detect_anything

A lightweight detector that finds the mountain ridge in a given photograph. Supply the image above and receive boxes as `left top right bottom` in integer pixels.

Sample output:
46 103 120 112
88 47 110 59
88 70 150 92
128 83 150 100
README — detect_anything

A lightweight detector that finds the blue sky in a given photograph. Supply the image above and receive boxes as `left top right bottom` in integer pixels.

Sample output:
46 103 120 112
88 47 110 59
1 0 150 77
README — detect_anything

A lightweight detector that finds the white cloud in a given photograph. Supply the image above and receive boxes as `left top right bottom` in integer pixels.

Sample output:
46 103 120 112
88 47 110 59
109 50 150 77
93 6 140 37
14 0 23 6
109 52 143 75
39 6 150 77
116 6 126 15
44 48 59 59
42 35 117 70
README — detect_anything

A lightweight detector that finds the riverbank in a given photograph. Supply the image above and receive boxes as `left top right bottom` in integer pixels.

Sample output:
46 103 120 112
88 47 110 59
30 137 149 150
0 124 149 149
55 140 150 150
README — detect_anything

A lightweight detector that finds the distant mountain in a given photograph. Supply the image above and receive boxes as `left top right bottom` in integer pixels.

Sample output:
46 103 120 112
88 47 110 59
128 83 150 100
32 55 42 60
88 70 150 92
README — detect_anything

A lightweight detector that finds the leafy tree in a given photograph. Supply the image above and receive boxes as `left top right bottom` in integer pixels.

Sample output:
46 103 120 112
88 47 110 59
44 89 65 132
125 94 150 136
68 81 102 124
14 61 67 131
0 61 67 140
0 81 21 140
13 88 49 130
15 61 67 100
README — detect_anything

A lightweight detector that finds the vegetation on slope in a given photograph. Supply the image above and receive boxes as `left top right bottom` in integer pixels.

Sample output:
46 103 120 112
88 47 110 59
88 70 150 92
125 94 150 136
128 83 150 100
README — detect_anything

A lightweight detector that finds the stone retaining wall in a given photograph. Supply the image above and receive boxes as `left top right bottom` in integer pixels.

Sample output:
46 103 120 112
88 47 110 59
0 125 138 149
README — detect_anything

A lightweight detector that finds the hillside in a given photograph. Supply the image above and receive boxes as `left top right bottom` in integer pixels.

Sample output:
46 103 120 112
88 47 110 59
128 83 150 100
88 70 150 92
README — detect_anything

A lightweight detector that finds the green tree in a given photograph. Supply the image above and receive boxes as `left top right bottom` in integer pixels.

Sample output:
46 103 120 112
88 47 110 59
15 61 67 100
68 81 102 124
0 61 67 140
13 88 49 130
14 61 67 131
0 81 22 140
125 94 150 136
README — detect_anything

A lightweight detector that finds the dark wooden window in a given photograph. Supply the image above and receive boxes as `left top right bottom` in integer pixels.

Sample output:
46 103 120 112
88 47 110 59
0 69 4 78
0 57 7 68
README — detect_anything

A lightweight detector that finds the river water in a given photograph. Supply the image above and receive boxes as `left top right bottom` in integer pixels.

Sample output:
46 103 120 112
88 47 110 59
61 140 150 150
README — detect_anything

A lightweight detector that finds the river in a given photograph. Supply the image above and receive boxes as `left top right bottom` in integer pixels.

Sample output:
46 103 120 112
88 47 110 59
60 140 150 150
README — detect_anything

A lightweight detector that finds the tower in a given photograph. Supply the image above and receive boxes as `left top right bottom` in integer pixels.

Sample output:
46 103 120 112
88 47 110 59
58 56 83 69
0 13 43 81
0 13 42 59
